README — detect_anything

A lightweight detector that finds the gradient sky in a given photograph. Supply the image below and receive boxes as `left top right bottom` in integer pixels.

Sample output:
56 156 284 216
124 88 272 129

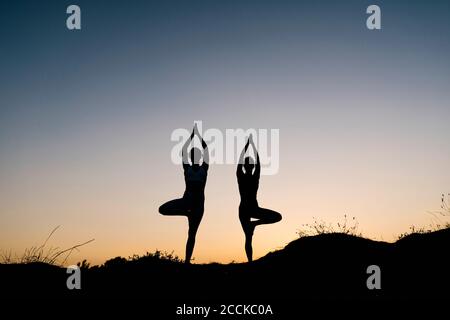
1 0 449 265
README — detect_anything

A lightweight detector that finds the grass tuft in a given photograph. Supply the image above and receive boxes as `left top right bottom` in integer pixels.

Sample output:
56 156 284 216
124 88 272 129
297 214 361 238
0 226 94 266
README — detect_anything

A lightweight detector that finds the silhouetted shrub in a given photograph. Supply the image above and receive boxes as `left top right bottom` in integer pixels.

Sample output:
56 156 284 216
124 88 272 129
297 215 361 238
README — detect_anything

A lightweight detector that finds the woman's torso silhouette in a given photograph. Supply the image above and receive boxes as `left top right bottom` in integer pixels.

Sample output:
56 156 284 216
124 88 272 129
183 165 207 209
237 170 259 209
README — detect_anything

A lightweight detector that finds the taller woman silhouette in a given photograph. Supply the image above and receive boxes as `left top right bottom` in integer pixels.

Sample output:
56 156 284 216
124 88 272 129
237 135 282 262
159 124 209 264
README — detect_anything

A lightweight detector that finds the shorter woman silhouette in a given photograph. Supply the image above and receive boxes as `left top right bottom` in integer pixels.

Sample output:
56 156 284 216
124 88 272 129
159 124 209 264
236 135 282 262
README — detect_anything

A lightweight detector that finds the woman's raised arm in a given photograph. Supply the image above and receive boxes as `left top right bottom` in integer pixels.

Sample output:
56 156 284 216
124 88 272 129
182 126 195 168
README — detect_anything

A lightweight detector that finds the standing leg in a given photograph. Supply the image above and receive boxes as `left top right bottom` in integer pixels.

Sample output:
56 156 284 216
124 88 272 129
244 231 253 262
185 210 203 264
239 208 255 262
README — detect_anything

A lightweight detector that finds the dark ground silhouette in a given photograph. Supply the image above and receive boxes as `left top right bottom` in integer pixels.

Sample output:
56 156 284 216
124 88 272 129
2 227 449 304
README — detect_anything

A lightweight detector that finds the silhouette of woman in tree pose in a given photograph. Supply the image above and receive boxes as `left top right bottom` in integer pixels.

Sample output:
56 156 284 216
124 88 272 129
159 124 209 264
237 135 282 262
